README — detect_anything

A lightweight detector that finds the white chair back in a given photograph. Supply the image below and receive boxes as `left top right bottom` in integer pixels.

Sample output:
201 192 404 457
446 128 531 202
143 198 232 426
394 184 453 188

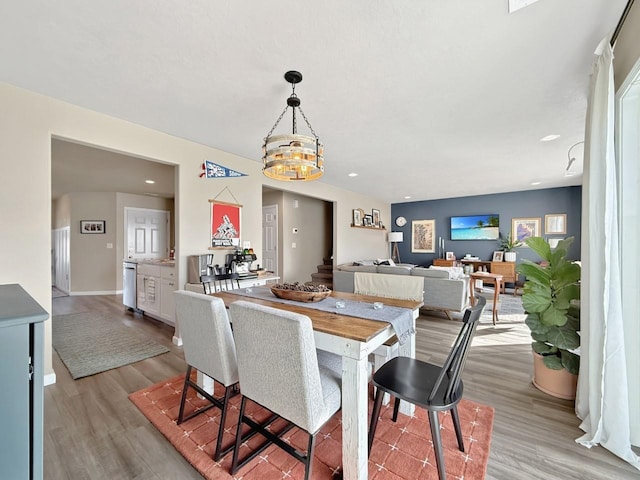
173 290 238 387
230 300 341 434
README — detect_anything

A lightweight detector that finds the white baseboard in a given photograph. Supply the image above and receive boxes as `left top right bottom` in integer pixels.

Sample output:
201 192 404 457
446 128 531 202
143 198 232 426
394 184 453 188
70 290 119 296
44 371 57 386
172 335 183 346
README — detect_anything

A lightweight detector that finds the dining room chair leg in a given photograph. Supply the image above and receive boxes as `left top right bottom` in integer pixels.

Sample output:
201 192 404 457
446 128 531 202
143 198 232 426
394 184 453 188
230 396 248 475
368 388 385 455
428 409 447 480
304 432 317 480
213 385 234 461
177 365 193 424
451 405 465 452
392 396 401 422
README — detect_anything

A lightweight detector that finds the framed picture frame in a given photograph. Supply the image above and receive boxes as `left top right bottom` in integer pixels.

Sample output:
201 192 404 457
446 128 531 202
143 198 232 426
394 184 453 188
445 251 455 261
545 213 567 235
492 251 504 262
372 209 381 227
80 220 105 234
352 208 363 226
210 199 241 249
363 214 373 227
411 219 436 253
512 217 541 244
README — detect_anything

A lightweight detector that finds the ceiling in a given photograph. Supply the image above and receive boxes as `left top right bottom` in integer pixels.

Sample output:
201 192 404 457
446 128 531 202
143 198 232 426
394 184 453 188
1 1 626 203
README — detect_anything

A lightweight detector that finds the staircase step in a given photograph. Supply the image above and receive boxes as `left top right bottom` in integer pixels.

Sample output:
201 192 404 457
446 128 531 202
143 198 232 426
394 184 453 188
311 272 333 281
317 264 333 273
305 280 333 289
323 257 333 265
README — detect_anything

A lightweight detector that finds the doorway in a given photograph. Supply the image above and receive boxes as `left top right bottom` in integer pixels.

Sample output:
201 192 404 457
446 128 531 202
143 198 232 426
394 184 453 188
262 204 278 275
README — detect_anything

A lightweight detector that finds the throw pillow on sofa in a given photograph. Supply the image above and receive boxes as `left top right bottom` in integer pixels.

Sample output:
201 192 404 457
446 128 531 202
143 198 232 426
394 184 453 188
428 265 465 280
375 258 396 266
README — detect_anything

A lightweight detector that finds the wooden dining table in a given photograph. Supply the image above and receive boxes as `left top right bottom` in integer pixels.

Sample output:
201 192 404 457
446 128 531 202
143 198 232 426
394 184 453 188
211 289 423 480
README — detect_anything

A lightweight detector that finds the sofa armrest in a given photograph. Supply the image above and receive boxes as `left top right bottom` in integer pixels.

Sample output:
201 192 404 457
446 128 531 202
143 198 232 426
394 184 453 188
333 270 355 293
422 277 469 312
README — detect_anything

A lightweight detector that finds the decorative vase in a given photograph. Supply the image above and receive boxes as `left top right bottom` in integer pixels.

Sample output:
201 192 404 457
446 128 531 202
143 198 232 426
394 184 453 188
504 251 517 262
531 351 578 400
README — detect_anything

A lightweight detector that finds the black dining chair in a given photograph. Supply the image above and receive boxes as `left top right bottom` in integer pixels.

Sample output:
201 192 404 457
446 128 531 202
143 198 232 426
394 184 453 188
201 273 241 293
368 296 486 480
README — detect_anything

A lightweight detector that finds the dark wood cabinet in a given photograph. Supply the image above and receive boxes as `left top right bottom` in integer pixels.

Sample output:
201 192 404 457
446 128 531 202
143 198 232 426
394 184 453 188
0 284 48 480
432 259 455 267
490 262 517 291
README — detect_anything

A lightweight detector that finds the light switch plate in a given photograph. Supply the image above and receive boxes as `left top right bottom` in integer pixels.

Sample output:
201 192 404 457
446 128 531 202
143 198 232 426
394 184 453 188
508 0 540 13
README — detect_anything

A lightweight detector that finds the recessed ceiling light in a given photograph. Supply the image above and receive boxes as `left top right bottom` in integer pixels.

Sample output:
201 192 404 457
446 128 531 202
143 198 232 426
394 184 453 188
404 196 412 199
348 172 358 177
540 134 560 142
531 181 542 186
145 179 155 184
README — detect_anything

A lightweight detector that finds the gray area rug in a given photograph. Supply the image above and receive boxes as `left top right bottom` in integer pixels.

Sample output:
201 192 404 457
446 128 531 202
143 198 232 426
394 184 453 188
477 288 526 324
52 312 169 379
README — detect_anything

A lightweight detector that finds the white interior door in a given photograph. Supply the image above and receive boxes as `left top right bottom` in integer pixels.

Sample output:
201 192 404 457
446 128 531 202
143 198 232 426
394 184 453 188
262 204 278 275
52 227 70 293
125 207 169 260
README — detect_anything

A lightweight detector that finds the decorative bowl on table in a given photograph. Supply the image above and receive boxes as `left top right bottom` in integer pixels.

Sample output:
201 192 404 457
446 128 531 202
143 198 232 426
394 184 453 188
270 282 331 303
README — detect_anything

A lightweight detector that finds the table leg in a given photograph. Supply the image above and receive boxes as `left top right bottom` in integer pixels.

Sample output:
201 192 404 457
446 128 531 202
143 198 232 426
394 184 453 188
492 280 500 325
341 355 369 480
396 325 416 417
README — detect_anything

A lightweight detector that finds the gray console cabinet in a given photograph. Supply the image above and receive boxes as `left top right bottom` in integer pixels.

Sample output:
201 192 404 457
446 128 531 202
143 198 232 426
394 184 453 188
0 284 48 480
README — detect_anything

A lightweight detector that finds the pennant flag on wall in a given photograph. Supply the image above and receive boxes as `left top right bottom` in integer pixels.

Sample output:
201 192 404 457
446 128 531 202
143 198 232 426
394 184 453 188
200 160 247 178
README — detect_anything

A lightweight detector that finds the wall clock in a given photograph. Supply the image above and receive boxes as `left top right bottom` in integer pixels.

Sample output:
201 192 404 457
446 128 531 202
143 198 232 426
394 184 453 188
395 216 407 227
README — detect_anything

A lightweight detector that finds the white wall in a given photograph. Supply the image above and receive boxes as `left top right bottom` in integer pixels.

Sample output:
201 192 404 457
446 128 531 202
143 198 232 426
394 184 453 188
0 82 391 380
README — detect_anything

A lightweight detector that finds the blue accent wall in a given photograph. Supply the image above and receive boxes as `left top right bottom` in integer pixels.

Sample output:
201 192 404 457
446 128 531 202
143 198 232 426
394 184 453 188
391 186 582 266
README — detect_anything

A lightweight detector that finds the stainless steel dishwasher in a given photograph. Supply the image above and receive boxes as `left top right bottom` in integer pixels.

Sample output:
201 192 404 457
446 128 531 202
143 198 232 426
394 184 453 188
123 261 137 309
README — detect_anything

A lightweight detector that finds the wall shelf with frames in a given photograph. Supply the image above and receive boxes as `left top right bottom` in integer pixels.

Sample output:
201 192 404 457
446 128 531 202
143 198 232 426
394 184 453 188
350 225 386 230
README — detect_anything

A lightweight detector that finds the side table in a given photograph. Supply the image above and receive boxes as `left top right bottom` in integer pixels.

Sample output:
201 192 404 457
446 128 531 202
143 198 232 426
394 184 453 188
469 272 503 325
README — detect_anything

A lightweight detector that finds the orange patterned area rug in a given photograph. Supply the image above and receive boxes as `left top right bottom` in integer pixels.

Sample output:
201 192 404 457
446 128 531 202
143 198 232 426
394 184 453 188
129 374 494 479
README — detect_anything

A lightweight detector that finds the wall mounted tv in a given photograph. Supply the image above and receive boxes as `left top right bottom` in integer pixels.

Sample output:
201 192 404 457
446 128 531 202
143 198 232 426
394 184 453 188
450 214 500 240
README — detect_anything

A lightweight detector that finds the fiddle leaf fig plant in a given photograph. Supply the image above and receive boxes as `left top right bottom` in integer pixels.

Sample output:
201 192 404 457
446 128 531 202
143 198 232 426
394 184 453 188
516 236 580 375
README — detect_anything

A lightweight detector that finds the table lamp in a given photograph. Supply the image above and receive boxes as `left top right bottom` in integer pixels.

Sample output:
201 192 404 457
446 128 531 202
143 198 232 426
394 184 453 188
389 231 403 263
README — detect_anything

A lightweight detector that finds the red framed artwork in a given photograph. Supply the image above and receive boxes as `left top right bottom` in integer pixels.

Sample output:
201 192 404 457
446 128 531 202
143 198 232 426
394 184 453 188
210 200 241 248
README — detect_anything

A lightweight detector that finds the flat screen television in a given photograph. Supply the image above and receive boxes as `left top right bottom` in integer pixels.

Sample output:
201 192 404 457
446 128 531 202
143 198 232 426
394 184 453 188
450 214 499 240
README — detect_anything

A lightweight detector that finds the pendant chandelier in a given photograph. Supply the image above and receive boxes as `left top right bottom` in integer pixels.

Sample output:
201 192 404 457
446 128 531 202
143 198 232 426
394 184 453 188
262 71 324 181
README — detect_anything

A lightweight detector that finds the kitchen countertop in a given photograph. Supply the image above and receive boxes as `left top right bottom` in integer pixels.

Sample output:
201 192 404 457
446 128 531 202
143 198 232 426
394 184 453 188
124 259 175 266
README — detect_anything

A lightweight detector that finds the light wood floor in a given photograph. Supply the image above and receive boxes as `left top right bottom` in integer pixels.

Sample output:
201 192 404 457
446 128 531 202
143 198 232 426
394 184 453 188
45 294 639 480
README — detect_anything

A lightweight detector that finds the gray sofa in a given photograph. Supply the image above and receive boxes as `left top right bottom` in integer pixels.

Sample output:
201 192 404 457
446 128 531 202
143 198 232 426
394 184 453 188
333 263 469 317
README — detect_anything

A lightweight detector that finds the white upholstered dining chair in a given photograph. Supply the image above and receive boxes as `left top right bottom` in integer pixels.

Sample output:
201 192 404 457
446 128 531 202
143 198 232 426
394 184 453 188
228 300 342 480
173 290 239 461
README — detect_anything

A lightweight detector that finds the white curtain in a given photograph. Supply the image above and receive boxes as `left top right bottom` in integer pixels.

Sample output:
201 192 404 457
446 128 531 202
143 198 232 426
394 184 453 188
575 37 640 470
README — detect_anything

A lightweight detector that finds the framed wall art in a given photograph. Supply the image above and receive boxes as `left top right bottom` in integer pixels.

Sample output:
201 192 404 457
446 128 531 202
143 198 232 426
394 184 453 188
210 200 241 248
545 213 567 235
512 217 541 243
363 214 373 227
372 208 380 227
411 219 436 253
80 220 105 234
352 208 363 226
492 251 504 262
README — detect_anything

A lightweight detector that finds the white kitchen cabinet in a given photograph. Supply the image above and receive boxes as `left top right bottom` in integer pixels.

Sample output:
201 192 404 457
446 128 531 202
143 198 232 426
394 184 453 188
160 267 177 324
136 264 162 319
